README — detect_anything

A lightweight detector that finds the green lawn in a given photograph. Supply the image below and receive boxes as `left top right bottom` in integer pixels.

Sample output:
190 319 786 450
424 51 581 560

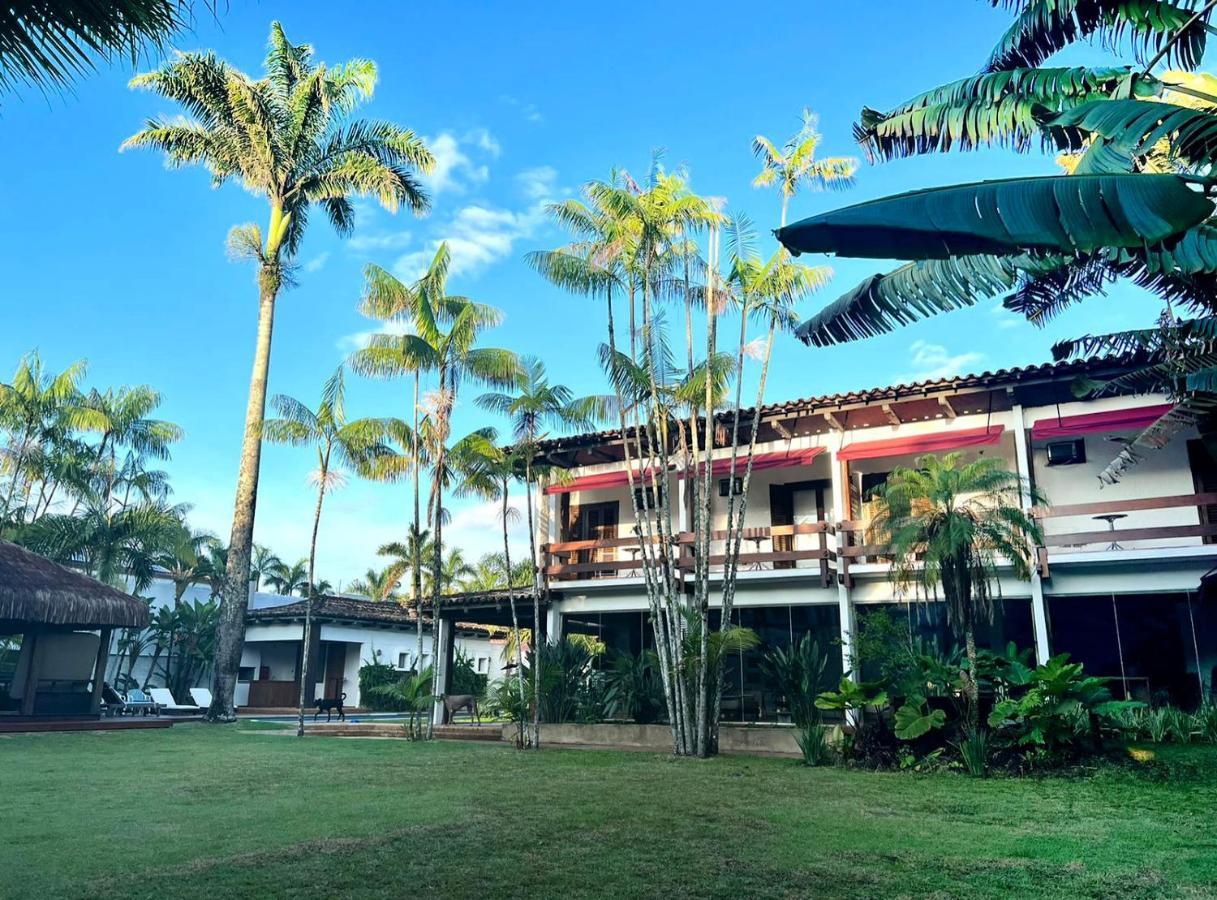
4 726 1216 899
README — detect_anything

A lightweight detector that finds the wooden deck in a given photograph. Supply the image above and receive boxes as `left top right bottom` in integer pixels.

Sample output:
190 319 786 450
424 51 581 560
0 716 173 734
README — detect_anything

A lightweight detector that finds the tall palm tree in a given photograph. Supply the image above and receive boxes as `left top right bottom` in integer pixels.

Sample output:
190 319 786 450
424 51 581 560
262 366 392 736
350 248 447 673
752 108 857 228
77 384 183 510
870 453 1044 727
264 558 308 597
477 357 605 746
124 22 435 721
377 524 433 667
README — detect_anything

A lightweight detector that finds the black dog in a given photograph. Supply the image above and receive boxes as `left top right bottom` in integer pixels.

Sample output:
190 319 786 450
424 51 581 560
314 692 347 722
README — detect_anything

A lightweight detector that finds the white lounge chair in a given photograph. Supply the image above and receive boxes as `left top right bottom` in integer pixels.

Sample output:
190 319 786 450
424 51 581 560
149 688 200 714
189 688 213 709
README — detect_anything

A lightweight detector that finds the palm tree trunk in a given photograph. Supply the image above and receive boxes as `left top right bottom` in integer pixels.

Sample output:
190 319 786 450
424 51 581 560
524 465 542 749
297 459 328 738
427 373 449 740
501 477 528 748
0 429 32 522
208 271 279 722
412 372 424 671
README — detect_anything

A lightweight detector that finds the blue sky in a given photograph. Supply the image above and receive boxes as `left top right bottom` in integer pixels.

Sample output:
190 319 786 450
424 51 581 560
0 1 1169 586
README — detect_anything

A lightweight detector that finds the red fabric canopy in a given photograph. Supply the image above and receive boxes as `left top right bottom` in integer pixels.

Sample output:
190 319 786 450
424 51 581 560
838 425 1005 462
1030 403 1174 441
543 467 663 495
679 446 823 478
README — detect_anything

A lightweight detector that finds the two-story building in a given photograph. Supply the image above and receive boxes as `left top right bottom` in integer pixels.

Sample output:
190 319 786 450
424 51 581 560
493 356 1217 720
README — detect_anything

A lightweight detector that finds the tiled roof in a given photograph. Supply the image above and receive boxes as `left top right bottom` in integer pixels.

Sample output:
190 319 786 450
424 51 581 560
246 588 541 631
535 355 1142 452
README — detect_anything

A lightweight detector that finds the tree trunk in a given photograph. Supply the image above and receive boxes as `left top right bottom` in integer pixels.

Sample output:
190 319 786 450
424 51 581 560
501 477 528 748
297 454 329 738
427 373 448 740
525 464 542 749
412 371 424 671
208 269 279 722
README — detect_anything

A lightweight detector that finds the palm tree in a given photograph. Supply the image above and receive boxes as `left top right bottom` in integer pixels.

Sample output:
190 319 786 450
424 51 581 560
197 541 229 598
869 453 1044 727
262 366 392 736
124 22 435 721
0 352 97 525
264 558 308 597
0 0 196 100
154 525 215 691
250 544 281 591
476 357 605 747
347 566 402 602
752 109 857 228
377 524 433 666
76 384 182 511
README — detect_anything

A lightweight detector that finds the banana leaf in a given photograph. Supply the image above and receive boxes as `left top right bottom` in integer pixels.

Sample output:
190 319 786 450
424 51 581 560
775 173 1213 260
1046 99 1217 169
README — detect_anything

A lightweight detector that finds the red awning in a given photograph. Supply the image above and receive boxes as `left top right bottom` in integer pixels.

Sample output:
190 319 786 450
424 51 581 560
837 425 1005 462
1030 403 1174 441
679 446 823 478
543 467 664 495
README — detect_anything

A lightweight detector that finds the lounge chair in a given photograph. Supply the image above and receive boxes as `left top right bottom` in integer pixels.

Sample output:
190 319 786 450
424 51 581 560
189 688 213 709
149 688 200 714
101 682 126 717
123 688 158 716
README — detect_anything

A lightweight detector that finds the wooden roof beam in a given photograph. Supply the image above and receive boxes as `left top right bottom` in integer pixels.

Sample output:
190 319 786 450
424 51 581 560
881 403 901 426
938 395 958 419
824 411 847 431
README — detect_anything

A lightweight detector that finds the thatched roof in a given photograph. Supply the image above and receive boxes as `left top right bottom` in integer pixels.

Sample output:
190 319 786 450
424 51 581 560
0 541 150 629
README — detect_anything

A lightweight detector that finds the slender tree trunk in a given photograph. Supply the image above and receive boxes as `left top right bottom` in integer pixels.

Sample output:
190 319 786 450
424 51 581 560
412 372 424 671
0 430 32 522
427 368 449 740
524 465 542 748
297 453 329 738
501 477 528 747
208 266 280 722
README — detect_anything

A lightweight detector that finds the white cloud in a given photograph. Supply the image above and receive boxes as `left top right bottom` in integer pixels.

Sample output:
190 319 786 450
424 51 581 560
302 251 330 273
336 318 413 354
346 230 415 253
446 496 529 561
423 131 494 195
500 95 543 123
516 165 558 200
990 301 1023 330
900 340 984 382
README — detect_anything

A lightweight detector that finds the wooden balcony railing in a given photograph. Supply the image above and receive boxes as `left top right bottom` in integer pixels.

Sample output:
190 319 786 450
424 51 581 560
1031 491 1217 575
542 522 835 584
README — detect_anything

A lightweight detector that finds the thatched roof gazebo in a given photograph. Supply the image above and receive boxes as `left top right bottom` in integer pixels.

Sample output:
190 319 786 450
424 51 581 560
0 540 149 719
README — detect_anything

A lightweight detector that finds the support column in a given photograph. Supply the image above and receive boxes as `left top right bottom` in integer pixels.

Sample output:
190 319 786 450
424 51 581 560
829 452 857 686
546 601 562 644
1011 403 1051 664
89 628 112 716
431 616 455 725
302 623 323 704
20 630 42 716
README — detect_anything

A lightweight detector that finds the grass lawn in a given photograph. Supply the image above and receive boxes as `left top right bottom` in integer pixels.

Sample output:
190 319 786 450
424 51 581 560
4 725 1216 899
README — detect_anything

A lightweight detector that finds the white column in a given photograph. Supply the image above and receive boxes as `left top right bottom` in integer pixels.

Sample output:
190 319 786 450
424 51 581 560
829 451 857 685
1011 403 1051 664
546 601 562 645
431 617 454 725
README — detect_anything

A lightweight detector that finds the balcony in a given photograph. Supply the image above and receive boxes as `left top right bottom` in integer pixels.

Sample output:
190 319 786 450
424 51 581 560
542 523 836 585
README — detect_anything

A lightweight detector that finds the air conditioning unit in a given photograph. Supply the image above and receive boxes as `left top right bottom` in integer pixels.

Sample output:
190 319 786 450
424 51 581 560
1046 439 1085 466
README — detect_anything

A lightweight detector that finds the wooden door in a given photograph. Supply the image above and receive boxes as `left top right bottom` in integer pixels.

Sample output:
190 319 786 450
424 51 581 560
577 501 619 573
323 644 346 700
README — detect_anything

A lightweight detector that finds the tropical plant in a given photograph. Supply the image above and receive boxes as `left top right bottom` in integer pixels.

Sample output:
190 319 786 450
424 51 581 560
264 558 309 597
868 453 1043 728
0 0 199 99
347 566 402 601
752 107 857 227
816 675 889 758
250 544 282 591
527 637 597 726
603 649 665 724
987 654 1140 759
124 22 435 720
262 365 393 736
955 728 990 777
368 666 434 740
783 3 1217 483
763 635 832 764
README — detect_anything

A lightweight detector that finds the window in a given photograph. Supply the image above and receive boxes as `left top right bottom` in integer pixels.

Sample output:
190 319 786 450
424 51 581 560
1046 439 1085 466
718 476 744 497
476 656 490 674
397 652 410 670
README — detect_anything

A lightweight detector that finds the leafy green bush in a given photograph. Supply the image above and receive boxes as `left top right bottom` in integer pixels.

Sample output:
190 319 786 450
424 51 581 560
955 729 989 777
763 636 834 766
987 654 1140 759
603 650 664 724
366 667 434 739
359 656 408 711
451 647 488 697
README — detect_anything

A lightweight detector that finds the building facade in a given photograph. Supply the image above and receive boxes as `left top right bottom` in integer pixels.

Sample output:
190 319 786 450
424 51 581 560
525 358 1217 719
